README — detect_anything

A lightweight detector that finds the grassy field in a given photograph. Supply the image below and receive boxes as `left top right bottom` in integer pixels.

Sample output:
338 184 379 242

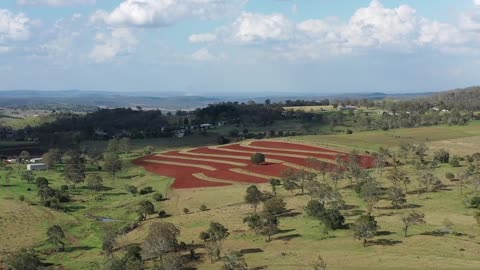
1 123 480 269
0 154 173 269
284 120 480 152
124 164 480 270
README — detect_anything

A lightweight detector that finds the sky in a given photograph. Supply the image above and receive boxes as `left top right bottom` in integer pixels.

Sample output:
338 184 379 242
0 0 480 95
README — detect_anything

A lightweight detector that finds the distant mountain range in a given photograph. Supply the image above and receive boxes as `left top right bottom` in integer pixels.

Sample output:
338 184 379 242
0 89 435 111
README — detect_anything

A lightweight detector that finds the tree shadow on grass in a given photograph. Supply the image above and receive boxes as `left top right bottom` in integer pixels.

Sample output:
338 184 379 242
80 186 114 192
344 209 365 217
276 233 302 241
369 239 402 246
65 205 86 212
376 203 422 210
279 209 301 218
278 228 296 234
377 211 396 217
64 246 94 253
250 266 268 270
240 248 264 254
342 204 359 210
103 192 129 196
376 230 395 236
0 184 18 187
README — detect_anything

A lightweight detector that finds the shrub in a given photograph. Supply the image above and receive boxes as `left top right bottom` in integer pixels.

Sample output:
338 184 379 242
200 204 208 211
471 196 480 208
217 136 230 145
18 195 25 201
158 210 168 218
346 129 353 134
153 193 163 202
35 177 49 188
60 185 69 191
305 200 325 218
139 186 154 195
183 208 190 214
449 156 461 167
445 172 455 181
319 209 345 230
434 149 450 163
250 153 266 165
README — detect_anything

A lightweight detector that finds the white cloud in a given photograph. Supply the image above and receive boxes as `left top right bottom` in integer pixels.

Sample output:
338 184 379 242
460 10 480 31
229 12 294 44
340 1 418 48
474 0 480 6
18 0 95 6
0 9 31 41
205 0 480 60
92 0 244 27
191 48 214 61
188 33 216 43
418 19 467 46
89 28 137 63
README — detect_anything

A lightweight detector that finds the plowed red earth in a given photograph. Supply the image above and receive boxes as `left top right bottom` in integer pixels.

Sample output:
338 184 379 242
203 170 267 184
250 141 341 153
132 158 230 189
133 140 375 189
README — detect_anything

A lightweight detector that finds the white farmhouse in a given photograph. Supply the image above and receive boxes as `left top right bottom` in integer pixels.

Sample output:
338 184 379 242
27 163 48 171
30 158 43 163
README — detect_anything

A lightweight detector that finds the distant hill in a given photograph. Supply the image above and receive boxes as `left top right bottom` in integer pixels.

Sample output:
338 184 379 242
0 89 441 111
425 86 480 111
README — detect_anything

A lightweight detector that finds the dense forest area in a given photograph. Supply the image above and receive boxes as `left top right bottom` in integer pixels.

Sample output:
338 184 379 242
426 86 480 111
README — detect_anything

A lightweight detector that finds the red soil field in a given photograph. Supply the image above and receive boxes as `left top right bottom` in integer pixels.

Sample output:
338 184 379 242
242 163 292 178
219 144 342 161
203 170 267 184
133 158 230 189
162 150 252 166
250 141 341 153
133 141 375 189
145 155 237 171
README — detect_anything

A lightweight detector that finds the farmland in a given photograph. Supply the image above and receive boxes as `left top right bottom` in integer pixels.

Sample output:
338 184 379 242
133 141 374 189
1 121 480 270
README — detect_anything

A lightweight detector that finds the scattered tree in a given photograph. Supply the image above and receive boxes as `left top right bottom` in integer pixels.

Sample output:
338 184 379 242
245 185 264 212
46 225 66 252
269 178 281 196
401 211 425 237
388 187 407 209
86 174 104 192
250 153 266 165
263 197 287 216
142 222 180 260
137 200 155 221
200 222 230 261
223 251 248 270
103 153 122 181
352 215 379 247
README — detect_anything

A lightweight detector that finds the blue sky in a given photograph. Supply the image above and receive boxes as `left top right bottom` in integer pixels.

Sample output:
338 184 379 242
0 0 479 95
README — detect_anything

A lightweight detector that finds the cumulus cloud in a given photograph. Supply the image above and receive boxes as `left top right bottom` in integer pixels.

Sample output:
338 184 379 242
92 0 244 27
18 0 95 6
89 28 137 63
229 12 294 44
475 0 480 6
189 33 216 43
0 9 32 41
199 0 479 60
